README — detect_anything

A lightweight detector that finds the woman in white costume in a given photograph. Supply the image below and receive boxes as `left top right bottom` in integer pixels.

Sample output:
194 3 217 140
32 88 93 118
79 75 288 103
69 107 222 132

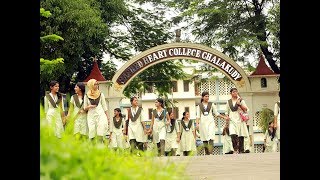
66 82 88 140
225 88 249 154
243 124 252 153
179 111 196 156
175 118 182 156
84 79 109 144
196 91 228 155
264 121 278 152
109 108 126 150
148 98 170 156
222 122 234 154
44 80 65 138
165 111 181 156
126 96 148 153
273 91 280 150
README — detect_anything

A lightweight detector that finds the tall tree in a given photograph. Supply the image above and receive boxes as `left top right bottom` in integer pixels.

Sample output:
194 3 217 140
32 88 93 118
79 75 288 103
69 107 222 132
98 0 187 97
40 7 65 97
40 0 187 99
40 0 108 95
40 8 64 81
138 0 280 74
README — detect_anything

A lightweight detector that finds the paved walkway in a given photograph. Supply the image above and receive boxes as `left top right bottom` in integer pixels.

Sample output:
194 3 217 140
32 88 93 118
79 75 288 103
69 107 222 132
156 152 280 180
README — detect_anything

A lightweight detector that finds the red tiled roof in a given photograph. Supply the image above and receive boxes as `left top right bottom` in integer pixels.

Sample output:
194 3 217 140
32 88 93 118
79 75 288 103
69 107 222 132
250 54 277 76
83 60 107 82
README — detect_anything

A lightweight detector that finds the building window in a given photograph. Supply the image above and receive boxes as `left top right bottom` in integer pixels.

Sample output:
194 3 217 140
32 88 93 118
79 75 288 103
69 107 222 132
172 81 178 92
185 107 189 113
148 108 153 120
261 78 267 88
183 80 189 92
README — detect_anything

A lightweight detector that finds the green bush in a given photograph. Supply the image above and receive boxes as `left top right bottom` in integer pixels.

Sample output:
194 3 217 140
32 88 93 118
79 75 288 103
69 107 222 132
258 108 274 132
40 105 187 180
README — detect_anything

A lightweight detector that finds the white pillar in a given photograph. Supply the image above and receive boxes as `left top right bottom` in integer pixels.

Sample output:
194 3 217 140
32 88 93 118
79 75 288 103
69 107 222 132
106 96 123 121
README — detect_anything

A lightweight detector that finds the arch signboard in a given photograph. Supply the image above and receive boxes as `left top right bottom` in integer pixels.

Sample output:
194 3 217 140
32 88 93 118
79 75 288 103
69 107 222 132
110 43 251 96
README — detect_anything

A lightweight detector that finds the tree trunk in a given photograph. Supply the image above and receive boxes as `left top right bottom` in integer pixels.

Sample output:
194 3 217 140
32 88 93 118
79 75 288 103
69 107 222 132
253 0 280 74
260 45 280 74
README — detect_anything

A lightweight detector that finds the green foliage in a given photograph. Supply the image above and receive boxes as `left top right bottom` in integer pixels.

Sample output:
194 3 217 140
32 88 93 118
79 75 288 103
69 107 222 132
40 58 66 84
245 61 256 73
40 8 65 94
40 105 187 179
40 0 190 98
40 58 64 64
151 0 280 73
40 0 109 93
123 61 187 98
40 7 52 18
100 1 187 96
258 108 274 133
40 34 64 42
266 2 280 61
101 60 117 80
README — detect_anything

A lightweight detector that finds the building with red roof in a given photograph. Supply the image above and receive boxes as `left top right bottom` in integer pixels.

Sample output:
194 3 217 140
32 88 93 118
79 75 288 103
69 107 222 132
83 59 107 82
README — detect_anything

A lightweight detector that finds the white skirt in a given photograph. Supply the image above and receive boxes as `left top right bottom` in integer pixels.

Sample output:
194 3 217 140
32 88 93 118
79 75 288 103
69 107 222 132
199 116 215 141
165 131 179 151
152 120 166 143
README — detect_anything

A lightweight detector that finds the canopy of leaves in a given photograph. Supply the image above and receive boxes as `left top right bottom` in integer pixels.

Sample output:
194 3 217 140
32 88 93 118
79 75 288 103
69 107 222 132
136 0 280 74
40 34 64 42
101 60 117 80
113 2 188 97
40 58 65 83
266 2 280 61
40 0 109 95
40 8 65 93
40 0 187 99
40 7 52 18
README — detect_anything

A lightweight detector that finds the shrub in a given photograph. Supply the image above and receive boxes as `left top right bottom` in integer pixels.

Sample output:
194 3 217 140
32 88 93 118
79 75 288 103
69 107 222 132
258 108 274 132
40 105 187 179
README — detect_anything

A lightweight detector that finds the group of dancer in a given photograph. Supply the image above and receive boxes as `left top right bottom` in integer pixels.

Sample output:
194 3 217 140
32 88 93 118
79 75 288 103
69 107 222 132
43 78 280 155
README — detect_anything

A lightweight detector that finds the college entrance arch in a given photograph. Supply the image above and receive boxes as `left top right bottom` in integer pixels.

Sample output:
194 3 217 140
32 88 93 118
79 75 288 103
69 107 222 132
106 42 253 127
110 42 251 97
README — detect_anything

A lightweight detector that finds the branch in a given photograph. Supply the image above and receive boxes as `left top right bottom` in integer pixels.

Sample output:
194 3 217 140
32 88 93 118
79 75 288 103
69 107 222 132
260 0 265 8
118 14 140 51
243 0 253 18
103 46 129 61
257 0 265 11
249 0 256 5
252 0 262 15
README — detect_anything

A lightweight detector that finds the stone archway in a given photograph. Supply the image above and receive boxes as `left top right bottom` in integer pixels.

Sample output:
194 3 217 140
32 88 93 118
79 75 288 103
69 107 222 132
109 42 251 98
106 43 253 126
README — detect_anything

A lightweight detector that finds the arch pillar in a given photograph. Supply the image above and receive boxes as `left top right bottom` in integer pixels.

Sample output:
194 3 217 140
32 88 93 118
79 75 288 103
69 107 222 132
106 96 123 123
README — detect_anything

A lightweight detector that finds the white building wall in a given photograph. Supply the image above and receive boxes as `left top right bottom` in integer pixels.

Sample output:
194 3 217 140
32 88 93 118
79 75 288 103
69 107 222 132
250 76 279 92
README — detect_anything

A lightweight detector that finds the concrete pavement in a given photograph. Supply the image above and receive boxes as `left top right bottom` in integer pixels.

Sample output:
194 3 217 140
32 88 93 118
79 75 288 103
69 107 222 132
156 152 280 180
